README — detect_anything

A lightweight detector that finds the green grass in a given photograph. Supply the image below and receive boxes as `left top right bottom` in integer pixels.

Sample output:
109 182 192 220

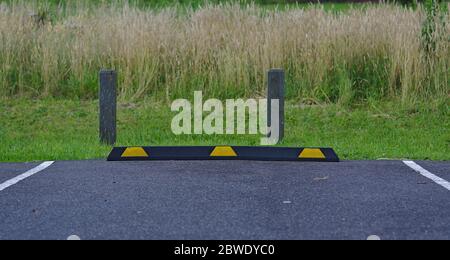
0 98 448 162
0 1 447 163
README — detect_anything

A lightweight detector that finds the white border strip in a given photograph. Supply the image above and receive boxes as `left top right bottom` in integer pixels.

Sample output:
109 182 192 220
0 161 54 192
403 160 450 191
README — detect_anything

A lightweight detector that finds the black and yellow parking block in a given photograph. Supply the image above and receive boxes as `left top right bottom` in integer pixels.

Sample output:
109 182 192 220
107 146 339 162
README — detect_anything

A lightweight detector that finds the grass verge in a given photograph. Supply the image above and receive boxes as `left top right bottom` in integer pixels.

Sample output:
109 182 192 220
0 98 448 162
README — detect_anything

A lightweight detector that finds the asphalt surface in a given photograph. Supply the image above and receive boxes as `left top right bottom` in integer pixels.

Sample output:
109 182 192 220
0 159 449 240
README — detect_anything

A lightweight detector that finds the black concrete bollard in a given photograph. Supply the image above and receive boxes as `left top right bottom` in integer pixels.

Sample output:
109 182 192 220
267 69 285 143
99 70 117 145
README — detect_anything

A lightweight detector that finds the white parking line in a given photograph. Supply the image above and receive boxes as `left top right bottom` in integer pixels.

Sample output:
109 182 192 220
403 160 450 191
67 235 81 240
0 161 54 192
367 235 381 240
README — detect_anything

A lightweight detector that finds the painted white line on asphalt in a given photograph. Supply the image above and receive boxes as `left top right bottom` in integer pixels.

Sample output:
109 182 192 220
367 235 381 240
403 161 450 191
0 161 54 192
67 235 81 240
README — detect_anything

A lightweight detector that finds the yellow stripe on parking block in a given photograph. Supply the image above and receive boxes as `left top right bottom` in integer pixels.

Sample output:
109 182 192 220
298 148 325 159
210 146 237 157
121 147 149 157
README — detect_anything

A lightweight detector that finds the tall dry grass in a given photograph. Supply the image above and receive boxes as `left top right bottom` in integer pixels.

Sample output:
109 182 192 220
0 2 448 104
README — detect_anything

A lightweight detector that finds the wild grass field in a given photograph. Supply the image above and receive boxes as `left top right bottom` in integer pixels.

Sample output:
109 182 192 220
0 0 449 162
0 1 448 104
